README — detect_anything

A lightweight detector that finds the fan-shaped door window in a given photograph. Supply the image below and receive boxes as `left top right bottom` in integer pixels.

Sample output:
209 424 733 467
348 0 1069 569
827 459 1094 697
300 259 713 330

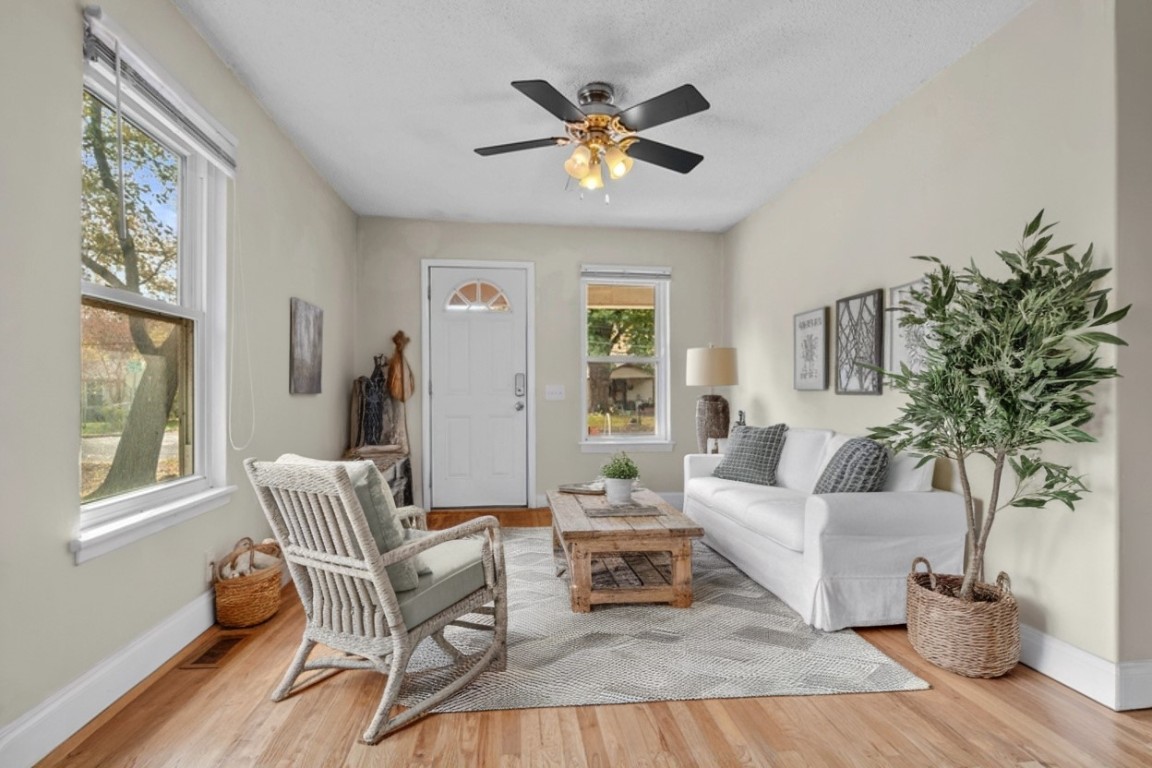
446 280 511 312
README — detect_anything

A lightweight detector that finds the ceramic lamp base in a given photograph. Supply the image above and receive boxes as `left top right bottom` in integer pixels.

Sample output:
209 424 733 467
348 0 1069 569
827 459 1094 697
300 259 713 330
695 395 730 453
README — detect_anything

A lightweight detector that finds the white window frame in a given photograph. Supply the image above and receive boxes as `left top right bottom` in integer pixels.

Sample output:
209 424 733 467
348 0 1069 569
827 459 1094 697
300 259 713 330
72 15 236 563
579 265 673 453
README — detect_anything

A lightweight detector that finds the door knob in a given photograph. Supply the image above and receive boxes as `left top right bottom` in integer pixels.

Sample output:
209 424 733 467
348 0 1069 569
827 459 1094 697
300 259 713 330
514 401 525 411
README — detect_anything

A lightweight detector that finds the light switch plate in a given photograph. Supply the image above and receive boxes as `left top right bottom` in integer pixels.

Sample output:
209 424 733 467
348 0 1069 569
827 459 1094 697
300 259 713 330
544 384 565 401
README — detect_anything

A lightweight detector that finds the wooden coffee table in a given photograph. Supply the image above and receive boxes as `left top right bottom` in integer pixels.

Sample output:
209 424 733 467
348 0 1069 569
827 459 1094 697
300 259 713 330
546 488 705 613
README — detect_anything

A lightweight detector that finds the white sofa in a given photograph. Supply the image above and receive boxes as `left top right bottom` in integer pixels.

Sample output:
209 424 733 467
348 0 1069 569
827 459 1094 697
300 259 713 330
683 427 966 631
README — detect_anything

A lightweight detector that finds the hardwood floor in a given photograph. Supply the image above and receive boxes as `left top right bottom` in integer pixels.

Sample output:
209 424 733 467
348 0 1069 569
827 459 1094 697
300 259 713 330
40 510 1152 767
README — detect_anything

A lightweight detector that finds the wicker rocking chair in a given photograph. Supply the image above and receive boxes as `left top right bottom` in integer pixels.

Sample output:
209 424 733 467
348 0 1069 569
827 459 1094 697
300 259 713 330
243 458 507 743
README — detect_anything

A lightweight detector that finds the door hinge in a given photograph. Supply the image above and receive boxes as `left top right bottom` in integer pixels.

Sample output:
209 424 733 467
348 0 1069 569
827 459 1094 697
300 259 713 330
428 380 432 397
428 284 432 301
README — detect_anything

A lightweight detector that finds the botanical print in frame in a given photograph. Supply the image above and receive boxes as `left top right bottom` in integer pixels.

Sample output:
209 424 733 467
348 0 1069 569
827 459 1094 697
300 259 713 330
290 297 323 394
793 307 828 390
887 278 931 374
835 289 883 395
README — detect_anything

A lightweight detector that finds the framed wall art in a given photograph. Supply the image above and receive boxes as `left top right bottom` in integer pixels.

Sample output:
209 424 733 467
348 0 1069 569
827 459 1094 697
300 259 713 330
793 307 828 390
887 278 931 374
835 289 883 395
290 297 324 394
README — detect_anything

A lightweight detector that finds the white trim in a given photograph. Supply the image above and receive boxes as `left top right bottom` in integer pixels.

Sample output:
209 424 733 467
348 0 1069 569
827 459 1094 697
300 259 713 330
79 68 231 554
71 486 235 563
579 440 675 453
1118 660 1152 711
421 260 536 509
1019 624 1152 710
581 264 672 279
0 590 215 768
1019 624 1117 707
580 271 671 445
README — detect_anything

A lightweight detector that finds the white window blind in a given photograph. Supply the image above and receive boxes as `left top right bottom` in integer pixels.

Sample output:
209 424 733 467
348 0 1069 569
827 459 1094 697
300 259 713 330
83 7 237 174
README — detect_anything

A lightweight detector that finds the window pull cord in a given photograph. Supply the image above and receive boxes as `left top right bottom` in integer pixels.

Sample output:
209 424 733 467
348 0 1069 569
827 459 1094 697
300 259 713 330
228 175 257 451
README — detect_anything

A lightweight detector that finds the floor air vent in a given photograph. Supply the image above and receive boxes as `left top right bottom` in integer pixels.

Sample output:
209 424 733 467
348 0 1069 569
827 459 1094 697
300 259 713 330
179 633 251 669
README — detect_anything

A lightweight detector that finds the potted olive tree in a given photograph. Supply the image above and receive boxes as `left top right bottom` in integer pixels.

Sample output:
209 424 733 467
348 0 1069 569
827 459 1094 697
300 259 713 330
871 211 1128 677
600 452 639 504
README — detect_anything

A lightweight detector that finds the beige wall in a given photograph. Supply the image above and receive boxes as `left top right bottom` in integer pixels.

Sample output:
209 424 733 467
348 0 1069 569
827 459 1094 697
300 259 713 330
0 0 357 727
356 219 724 499
1116 0 1152 663
723 0 1124 660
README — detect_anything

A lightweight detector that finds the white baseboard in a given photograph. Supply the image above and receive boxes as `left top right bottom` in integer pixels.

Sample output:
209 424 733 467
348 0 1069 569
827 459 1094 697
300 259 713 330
1118 660 1152 710
0 590 215 768
1020 624 1152 710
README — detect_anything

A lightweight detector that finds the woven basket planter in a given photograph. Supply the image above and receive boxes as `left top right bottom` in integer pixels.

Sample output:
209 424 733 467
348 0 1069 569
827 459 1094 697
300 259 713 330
214 538 283 628
906 557 1020 678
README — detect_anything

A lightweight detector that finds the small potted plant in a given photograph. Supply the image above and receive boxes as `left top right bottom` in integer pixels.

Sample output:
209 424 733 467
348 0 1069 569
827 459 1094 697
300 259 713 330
601 452 639 504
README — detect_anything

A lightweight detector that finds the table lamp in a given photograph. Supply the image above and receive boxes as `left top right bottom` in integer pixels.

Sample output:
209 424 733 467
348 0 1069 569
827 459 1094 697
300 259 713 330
686 346 738 453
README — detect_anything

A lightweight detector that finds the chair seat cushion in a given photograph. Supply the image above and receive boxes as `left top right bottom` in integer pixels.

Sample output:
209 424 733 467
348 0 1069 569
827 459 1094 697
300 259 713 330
397 537 487 629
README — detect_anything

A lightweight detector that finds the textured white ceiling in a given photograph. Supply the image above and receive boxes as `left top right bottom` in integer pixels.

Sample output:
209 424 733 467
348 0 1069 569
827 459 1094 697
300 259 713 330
174 1 1032 233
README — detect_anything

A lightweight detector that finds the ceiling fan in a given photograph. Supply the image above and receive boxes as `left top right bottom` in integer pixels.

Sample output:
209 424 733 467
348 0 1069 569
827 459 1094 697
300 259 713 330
474 80 710 191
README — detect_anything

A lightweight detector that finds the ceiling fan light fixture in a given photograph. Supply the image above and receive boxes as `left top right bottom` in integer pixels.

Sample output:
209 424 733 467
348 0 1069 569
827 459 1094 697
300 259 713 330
564 144 592 179
578 157 604 190
604 144 633 180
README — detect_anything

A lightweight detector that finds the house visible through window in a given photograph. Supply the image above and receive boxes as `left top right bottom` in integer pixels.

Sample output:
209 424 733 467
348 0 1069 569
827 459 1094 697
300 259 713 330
581 266 671 448
75 12 236 561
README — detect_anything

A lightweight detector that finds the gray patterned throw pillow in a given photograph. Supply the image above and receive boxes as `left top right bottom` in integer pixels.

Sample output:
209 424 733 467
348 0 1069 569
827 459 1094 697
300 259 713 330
712 424 789 486
813 438 890 493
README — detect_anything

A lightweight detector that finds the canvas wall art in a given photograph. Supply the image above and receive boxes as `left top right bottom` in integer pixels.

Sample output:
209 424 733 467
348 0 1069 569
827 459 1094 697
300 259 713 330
290 297 323 394
835 289 883 395
887 279 931 375
793 307 828 390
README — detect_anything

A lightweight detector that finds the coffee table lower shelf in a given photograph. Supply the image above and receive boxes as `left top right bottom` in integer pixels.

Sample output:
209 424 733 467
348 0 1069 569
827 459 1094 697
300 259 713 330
552 530 694 612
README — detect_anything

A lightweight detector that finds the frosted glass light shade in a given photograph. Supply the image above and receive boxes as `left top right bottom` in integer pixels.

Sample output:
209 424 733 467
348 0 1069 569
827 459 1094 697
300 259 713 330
605 145 633 179
579 159 604 190
564 144 592 179
686 347 738 386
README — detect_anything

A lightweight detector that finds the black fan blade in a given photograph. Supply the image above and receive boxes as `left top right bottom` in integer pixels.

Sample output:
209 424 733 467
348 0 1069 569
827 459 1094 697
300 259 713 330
617 84 710 132
474 137 566 156
511 80 586 123
627 138 703 174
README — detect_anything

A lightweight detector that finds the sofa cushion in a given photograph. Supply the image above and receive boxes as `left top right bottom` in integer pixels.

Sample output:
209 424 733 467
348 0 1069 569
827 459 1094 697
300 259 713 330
276 454 421 591
688 479 809 552
712 424 788 486
813 438 890 493
775 428 835 491
883 452 936 492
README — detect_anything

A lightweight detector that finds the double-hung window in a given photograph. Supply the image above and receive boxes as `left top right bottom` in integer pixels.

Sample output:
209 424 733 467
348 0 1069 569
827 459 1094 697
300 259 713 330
75 12 236 562
580 265 671 451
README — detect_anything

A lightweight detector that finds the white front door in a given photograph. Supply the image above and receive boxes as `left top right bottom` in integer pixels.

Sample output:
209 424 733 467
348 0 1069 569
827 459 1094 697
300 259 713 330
427 265 529 507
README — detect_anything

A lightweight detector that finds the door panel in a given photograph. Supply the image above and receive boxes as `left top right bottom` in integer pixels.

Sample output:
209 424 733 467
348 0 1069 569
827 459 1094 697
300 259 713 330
428 266 528 507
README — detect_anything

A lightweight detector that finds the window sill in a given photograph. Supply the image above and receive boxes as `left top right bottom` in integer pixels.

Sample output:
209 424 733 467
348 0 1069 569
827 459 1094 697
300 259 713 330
71 485 236 564
579 440 675 454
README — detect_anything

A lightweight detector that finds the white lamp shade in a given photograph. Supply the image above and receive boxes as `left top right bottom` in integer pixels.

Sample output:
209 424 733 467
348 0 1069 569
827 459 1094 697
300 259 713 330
686 347 738 387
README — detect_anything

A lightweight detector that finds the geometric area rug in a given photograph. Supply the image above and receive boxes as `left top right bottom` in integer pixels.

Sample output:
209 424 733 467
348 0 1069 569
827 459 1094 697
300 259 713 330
399 528 927 712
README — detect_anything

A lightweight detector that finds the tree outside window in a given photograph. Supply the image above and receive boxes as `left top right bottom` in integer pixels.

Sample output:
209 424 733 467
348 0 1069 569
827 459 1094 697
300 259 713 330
80 90 192 501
